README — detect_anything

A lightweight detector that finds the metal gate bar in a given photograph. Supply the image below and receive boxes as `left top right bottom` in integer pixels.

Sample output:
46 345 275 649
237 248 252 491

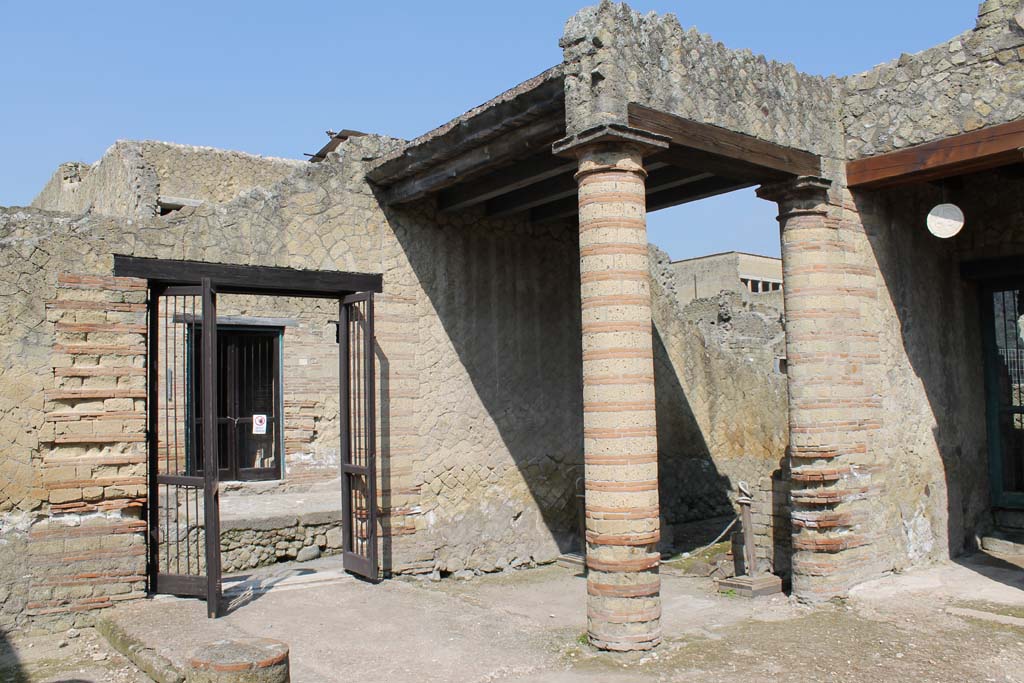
147 280 222 616
340 293 378 579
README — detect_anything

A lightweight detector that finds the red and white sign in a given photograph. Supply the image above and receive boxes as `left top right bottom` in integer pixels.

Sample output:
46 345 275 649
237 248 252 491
252 414 268 435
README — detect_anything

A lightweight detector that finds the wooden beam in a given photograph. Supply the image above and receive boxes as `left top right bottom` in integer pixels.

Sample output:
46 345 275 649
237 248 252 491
628 103 821 179
368 71 564 185
528 169 743 223
647 177 755 212
437 153 577 212
530 196 578 223
482 161 689 218
485 172 577 217
113 255 382 295
847 119 1024 189
645 166 715 194
650 145 788 183
382 114 566 205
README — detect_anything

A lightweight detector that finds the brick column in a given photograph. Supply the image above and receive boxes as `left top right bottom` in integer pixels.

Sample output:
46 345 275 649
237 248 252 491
758 177 881 601
555 126 668 651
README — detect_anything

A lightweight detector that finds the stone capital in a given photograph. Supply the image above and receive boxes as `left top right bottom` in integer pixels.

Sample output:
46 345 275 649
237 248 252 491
756 175 832 203
756 176 833 222
552 123 670 160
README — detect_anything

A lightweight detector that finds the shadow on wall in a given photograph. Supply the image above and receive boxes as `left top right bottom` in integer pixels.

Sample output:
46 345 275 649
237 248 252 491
856 169 1024 572
389 202 585 573
0 630 25 682
652 327 732 534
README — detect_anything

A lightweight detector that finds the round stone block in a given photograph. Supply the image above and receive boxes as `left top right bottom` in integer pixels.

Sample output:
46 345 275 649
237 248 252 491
186 638 290 683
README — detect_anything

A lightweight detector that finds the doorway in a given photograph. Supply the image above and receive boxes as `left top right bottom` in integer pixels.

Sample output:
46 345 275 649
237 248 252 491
115 255 382 617
982 281 1024 511
191 326 283 482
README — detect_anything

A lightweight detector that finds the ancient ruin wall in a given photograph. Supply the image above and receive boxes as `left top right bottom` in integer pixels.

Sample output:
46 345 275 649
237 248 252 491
843 0 1024 158
560 1 843 157
649 246 790 574
31 141 303 219
137 141 303 205
31 142 159 219
0 133 583 628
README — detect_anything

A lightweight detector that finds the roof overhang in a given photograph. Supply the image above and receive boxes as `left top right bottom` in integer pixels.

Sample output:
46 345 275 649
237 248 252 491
847 118 1024 190
366 73 822 223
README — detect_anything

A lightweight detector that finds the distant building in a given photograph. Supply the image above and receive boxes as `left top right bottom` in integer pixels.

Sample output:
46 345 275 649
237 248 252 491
670 251 782 305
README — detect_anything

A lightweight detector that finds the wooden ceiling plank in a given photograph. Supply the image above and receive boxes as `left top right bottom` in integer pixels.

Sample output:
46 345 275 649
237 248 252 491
382 115 566 205
437 153 577 212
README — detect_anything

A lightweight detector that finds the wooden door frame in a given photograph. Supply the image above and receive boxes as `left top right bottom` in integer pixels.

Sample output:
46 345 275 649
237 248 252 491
125 255 383 616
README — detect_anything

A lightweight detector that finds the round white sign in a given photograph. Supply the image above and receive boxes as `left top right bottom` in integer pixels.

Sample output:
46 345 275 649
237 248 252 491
926 203 964 239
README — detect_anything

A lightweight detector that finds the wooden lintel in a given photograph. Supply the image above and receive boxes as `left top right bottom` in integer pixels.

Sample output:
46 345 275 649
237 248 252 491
628 103 821 179
847 119 1024 189
528 169 747 223
437 153 577 212
113 255 382 296
382 115 566 206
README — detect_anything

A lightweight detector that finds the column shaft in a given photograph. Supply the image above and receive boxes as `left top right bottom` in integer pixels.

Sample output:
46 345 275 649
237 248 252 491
759 177 882 600
576 144 661 651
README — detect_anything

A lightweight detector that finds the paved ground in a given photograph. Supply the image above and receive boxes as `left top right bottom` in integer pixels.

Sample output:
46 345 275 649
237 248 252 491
3 551 1022 682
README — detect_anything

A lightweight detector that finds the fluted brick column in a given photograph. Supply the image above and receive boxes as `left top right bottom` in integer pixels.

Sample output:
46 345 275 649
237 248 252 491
758 176 882 601
555 126 668 651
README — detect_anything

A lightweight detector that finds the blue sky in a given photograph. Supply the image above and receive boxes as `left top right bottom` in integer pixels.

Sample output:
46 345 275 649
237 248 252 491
0 1 978 260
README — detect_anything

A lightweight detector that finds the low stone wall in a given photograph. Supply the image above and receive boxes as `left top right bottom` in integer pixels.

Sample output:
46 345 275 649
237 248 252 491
221 521 342 573
217 489 344 573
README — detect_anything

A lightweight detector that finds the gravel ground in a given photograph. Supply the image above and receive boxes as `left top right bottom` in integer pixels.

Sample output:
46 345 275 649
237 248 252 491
0 626 150 683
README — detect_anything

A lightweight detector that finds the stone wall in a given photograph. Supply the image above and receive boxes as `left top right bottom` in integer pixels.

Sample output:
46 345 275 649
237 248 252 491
843 0 1024 158
856 169 1024 570
559 1 843 158
138 141 303 205
649 246 790 574
31 143 157 220
0 132 584 629
31 141 302 219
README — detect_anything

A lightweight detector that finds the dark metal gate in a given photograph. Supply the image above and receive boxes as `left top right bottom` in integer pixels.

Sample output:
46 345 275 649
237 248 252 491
147 279 223 617
127 255 383 616
340 293 378 578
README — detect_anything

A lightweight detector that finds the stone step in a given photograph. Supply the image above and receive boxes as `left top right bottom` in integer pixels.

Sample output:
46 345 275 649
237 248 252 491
981 528 1024 556
995 509 1024 531
556 552 585 571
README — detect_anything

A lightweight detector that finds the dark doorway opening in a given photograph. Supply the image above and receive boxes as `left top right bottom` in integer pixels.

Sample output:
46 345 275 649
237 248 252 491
981 281 1024 511
192 326 283 482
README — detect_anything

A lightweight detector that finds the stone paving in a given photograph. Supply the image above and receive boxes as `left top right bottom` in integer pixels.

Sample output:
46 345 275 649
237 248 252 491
4 550 1011 683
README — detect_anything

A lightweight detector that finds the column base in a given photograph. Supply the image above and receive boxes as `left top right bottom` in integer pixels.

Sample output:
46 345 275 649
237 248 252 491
717 573 783 598
588 631 662 652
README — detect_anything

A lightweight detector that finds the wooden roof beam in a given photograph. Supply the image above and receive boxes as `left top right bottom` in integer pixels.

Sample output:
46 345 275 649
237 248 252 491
436 153 577 212
380 114 566 206
847 119 1024 190
527 167 739 223
628 103 821 179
